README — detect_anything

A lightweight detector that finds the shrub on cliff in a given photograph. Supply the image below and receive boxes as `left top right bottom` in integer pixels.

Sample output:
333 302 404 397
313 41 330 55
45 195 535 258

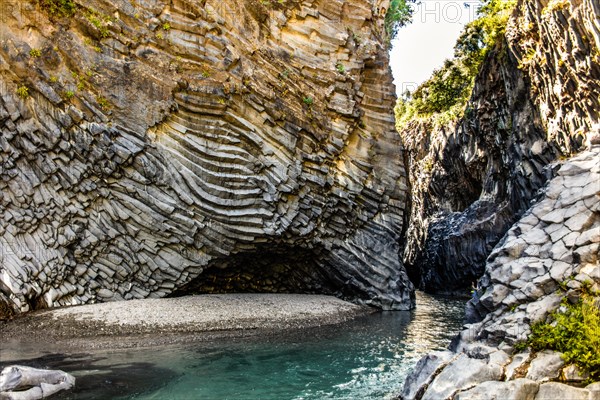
526 289 600 382
395 0 516 129
36 0 76 19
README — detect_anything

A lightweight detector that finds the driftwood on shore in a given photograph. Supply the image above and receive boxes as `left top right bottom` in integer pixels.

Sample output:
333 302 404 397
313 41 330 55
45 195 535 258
0 366 75 400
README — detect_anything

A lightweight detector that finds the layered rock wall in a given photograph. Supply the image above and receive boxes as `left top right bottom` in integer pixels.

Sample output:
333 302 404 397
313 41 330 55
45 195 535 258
400 0 599 294
0 0 413 317
400 0 600 396
400 145 600 400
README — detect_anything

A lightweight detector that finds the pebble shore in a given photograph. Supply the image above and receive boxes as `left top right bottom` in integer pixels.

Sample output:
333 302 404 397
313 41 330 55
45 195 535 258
0 294 373 353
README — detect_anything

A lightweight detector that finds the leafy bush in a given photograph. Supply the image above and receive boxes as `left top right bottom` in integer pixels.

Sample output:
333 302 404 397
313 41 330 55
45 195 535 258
385 0 415 44
29 48 42 58
96 95 111 110
395 0 516 128
16 85 29 99
36 0 76 18
527 292 600 381
86 9 111 38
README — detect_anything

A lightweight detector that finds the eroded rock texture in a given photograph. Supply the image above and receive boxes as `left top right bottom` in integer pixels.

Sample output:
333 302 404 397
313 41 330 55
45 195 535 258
400 0 600 294
400 146 600 400
399 0 600 395
0 0 412 317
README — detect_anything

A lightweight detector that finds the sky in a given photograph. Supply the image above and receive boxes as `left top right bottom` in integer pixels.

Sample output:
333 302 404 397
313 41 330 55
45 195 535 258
389 0 483 96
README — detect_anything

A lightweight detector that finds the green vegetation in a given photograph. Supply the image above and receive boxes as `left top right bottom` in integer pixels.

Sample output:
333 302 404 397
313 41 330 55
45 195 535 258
526 289 600 381
16 85 29 99
303 96 313 107
385 0 415 44
64 90 74 100
395 0 517 129
96 95 111 110
84 37 102 53
336 63 345 74
520 47 537 65
348 29 362 45
36 0 76 19
279 69 290 80
86 9 112 38
29 48 42 58
71 71 89 91
162 22 171 31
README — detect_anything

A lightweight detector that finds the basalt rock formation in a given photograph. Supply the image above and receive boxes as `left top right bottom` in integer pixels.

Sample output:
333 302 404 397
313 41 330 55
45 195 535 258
0 0 413 317
400 0 600 295
400 0 600 397
400 145 600 400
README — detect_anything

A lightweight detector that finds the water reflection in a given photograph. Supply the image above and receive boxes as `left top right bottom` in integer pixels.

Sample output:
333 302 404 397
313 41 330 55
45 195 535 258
0 292 465 400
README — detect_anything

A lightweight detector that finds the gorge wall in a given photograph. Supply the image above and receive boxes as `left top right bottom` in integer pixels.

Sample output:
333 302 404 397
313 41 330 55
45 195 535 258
0 0 414 317
400 0 599 295
400 0 599 397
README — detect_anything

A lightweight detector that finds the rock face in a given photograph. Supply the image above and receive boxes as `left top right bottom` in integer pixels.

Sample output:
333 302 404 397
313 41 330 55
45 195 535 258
399 0 600 396
466 148 599 339
400 146 600 399
0 0 413 317
400 0 600 294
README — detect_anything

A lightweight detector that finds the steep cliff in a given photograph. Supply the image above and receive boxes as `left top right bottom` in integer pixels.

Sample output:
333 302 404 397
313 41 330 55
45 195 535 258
400 0 600 397
401 144 599 400
0 0 413 317
400 0 599 294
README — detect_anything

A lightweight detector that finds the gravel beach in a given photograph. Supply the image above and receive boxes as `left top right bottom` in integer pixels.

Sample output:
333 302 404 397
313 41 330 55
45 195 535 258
0 294 373 353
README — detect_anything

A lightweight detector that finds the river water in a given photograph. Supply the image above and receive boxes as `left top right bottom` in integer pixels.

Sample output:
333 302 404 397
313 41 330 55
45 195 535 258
2 292 465 399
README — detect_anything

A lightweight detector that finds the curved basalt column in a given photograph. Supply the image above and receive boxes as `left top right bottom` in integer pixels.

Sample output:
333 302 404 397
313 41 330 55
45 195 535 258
0 0 412 316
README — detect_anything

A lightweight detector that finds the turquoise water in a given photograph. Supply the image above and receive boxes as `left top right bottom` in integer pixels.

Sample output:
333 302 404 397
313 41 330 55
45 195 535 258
3 293 465 399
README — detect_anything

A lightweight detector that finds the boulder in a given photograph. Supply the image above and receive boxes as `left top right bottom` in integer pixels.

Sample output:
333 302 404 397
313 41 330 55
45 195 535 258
400 351 456 400
0 365 75 400
421 354 503 400
534 382 590 400
454 378 539 400
505 352 531 381
526 351 565 382
587 382 600 400
562 364 590 383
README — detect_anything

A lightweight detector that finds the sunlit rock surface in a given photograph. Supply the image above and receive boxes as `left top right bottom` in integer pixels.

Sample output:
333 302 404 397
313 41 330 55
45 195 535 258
0 0 412 317
399 0 600 294
400 0 600 397
401 146 599 399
